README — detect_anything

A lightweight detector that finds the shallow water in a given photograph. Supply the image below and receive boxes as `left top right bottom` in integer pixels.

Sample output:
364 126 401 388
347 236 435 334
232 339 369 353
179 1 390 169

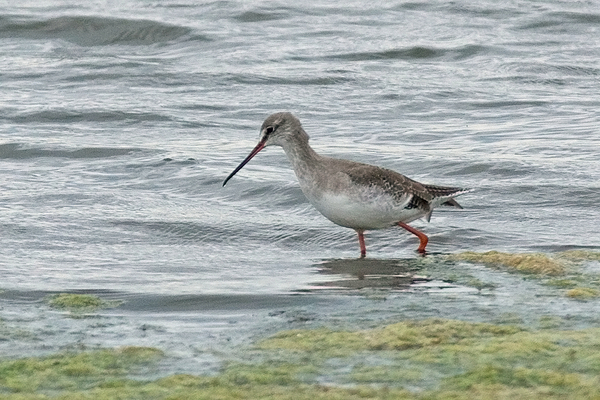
1 0 600 377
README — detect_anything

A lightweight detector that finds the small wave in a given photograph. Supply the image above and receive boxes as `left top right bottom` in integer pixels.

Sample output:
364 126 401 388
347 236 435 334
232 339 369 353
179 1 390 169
556 11 600 25
0 15 196 46
233 10 289 23
482 75 568 86
0 143 139 159
331 46 441 61
467 100 548 109
324 44 487 62
111 220 234 244
0 289 315 312
118 293 318 312
110 217 328 249
551 64 599 77
517 11 600 31
229 74 353 85
6 109 172 123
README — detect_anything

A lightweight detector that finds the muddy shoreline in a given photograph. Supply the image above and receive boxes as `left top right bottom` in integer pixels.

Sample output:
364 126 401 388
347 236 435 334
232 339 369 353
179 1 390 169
2 252 600 398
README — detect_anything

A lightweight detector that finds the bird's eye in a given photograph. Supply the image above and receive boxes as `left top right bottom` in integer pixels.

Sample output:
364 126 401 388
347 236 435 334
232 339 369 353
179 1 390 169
265 126 274 135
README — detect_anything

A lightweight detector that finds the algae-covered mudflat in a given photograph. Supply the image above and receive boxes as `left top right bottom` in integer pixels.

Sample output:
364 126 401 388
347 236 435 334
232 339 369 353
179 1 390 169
3 0 600 396
2 251 600 399
3 319 600 399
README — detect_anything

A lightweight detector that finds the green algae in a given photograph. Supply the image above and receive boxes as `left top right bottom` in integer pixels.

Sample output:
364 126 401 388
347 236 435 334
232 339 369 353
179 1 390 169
556 250 600 261
0 350 410 399
257 319 600 398
0 318 34 341
493 312 525 325
46 293 121 313
466 278 497 292
5 319 600 399
545 278 580 288
447 251 567 275
350 364 424 385
257 328 367 357
448 250 600 276
538 315 564 329
0 346 163 394
566 287 600 300
441 365 593 398
259 319 521 355
448 251 600 301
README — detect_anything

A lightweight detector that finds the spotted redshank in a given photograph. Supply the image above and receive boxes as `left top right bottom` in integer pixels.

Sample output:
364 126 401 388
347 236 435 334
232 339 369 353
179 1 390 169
223 112 470 257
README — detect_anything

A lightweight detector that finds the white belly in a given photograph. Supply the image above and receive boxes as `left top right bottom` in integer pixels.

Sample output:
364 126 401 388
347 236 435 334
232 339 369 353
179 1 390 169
306 191 424 230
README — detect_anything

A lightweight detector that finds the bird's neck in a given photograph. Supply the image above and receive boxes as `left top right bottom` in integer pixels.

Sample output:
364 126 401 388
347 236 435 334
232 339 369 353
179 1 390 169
280 128 320 170
279 128 324 188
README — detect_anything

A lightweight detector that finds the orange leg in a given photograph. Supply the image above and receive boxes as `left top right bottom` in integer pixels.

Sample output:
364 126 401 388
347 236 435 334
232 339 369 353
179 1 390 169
355 229 366 258
397 222 429 254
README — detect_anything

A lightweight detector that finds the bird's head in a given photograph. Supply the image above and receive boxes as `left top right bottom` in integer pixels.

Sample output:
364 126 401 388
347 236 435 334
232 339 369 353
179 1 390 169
222 112 303 186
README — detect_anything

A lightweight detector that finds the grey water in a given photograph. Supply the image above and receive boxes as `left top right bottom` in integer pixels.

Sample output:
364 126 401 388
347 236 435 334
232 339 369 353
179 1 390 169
1 0 600 375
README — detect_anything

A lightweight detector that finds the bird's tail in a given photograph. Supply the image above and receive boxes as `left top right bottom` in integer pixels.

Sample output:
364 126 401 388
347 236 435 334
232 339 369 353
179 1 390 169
422 185 472 221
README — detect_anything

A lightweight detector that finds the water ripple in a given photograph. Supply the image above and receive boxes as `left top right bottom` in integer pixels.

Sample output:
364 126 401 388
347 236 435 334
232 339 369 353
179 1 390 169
323 45 488 62
5 110 173 123
0 15 196 46
0 143 140 159
233 10 290 23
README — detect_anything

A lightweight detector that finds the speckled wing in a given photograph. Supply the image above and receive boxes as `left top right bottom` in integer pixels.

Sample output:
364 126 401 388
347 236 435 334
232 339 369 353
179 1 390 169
344 164 434 214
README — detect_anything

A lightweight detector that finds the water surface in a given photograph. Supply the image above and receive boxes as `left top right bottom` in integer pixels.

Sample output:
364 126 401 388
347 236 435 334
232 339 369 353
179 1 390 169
1 0 599 375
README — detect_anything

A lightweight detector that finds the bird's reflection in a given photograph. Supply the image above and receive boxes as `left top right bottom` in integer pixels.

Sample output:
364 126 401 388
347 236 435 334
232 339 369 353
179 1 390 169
311 258 428 290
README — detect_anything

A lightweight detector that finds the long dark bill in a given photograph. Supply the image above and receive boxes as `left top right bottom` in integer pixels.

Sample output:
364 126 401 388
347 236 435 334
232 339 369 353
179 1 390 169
222 140 266 186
